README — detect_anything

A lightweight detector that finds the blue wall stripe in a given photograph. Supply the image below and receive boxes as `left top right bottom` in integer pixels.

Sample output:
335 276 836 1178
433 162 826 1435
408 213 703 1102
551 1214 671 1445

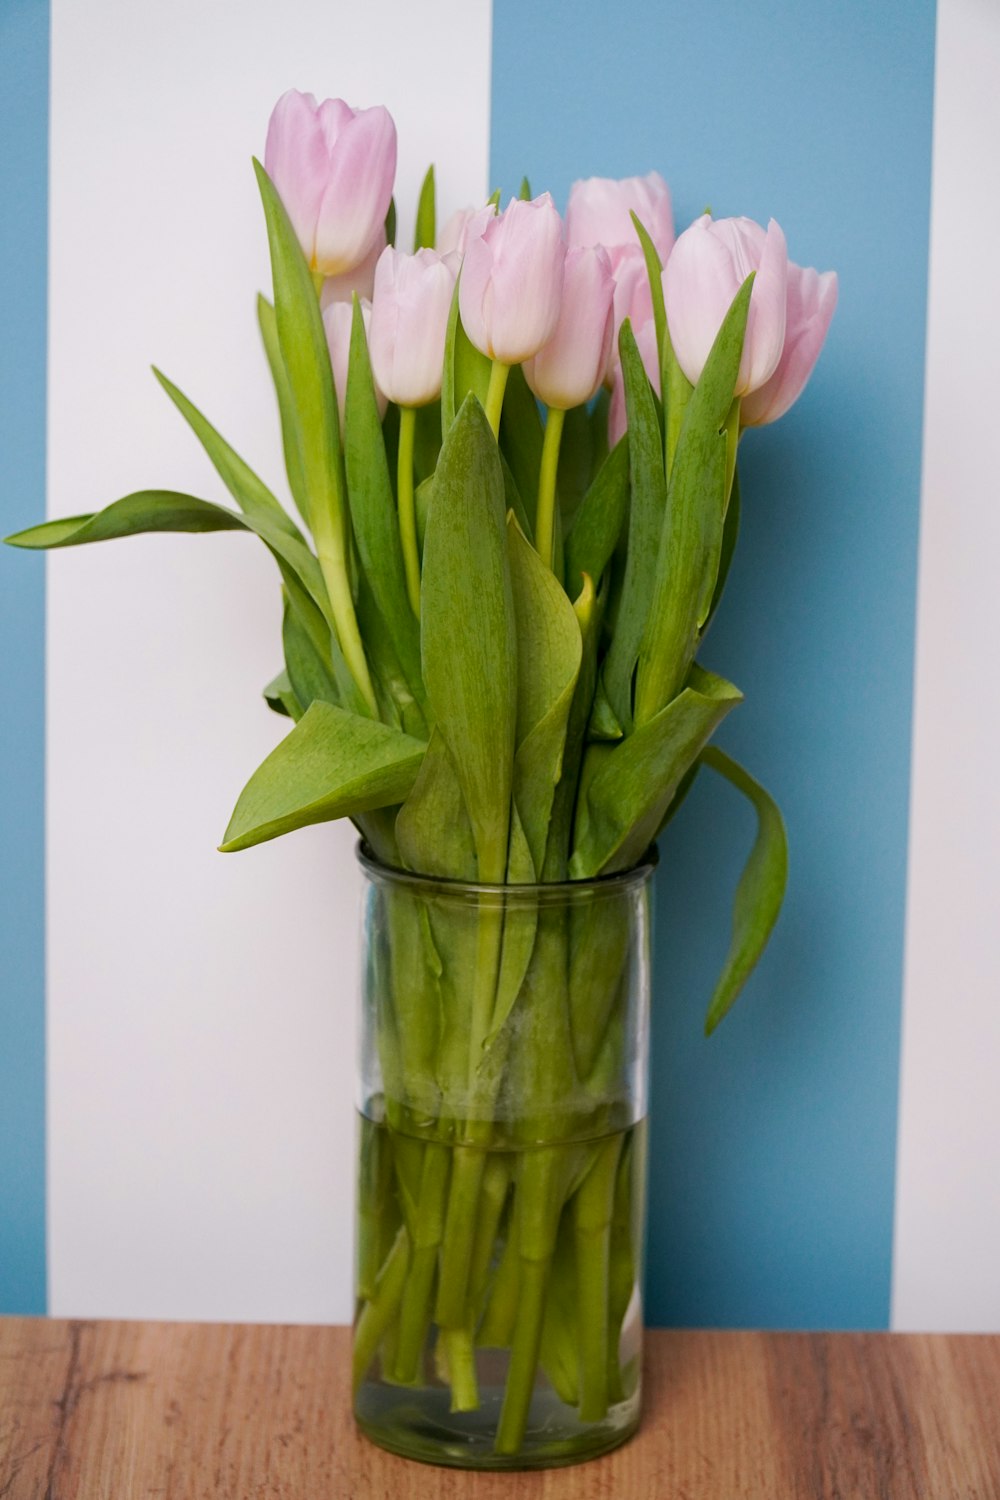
0 0 49 1314
491 1 935 1328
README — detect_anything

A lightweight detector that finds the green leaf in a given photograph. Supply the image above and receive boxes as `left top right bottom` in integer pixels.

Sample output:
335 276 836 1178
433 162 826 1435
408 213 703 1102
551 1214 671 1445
564 437 629 600
263 668 299 720
556 402 598 530
545 575 601 880
498 363 544 534
630 212 666 396
421 396 516 882
257 293 311 526
507 516 582 874
414 164 436 250
699 746 789 1034
152 367 302 540
6 491 247 548
220 701 426 852
599 321 668 734
570 666 743 877
704 463 741 632
385 196 397 248
282 590 339 714
344 298 425 710
441 280 492 438
633 277 752 727
396 728 476 880
519 176 532 201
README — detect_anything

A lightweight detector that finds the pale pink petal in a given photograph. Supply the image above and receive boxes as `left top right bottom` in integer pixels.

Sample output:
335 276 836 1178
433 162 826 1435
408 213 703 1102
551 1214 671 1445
314 105 397 276
264 90 327 265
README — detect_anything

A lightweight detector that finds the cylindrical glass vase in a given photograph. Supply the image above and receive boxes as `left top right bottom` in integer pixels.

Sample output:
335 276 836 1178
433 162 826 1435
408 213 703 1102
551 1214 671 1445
352 845 653 1470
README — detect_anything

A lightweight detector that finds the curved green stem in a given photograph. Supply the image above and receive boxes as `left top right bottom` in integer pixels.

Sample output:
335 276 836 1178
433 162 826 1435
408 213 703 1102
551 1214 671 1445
484 360 510 438
396 405 421 618
535 405 565 571
392 1142 450 1384
352 1224 411 1395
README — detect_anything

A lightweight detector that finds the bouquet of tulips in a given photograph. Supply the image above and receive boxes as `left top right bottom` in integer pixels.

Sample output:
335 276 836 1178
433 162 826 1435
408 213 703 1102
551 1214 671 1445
7 90 836 1462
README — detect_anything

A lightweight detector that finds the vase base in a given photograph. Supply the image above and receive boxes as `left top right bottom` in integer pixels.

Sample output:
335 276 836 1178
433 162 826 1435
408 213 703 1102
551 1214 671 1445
354 1376 641 1471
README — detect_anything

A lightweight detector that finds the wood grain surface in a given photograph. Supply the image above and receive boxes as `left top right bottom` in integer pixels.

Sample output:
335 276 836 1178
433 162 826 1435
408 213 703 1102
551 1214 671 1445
0 1319 997 1498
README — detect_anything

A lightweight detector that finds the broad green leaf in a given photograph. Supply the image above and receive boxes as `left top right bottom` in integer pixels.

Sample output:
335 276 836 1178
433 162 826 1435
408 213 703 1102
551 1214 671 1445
484 804 537 1050
500 453 533 542
600 321 668 734
570 666 743 877
6 491 246 548
564 437 629 600
396 727 476 880
257 293 311 526
152 367 302 540
414 164 436 250
355 571 426 737
421 396 516 883
700 746 789 1034
220 701 425 852
282 589 339 714
441 281 491 437
507 517 582 874
263 668 299 720
498 363 544 534
633 277 752 727
344 298 425 710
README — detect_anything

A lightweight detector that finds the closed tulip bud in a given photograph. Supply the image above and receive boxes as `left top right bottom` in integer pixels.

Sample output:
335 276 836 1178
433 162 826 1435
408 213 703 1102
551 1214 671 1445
459 194 565 365
741 262 838 426
609 317 661 446
320 228 386 308
524 246 615 410
604 244 656 387
437 206 477 257
322 298 385 425
368 246 459 407
567 171 674 270
264 89 396 277
664 213 788 396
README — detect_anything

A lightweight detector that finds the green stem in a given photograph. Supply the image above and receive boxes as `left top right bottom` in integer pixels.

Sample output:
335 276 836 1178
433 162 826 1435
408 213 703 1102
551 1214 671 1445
484 359 510 438
312 499 378 716
391 1142 450 1384
572 1133 623 1422
396 406 421 618
352 1225 411 1395
535 405 565 570
494 1257 550 1455
438 1326 479 1412
477 1201 521 1347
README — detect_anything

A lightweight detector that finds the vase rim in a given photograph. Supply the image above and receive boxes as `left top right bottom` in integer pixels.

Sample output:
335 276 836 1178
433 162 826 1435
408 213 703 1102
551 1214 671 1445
356 840 658 898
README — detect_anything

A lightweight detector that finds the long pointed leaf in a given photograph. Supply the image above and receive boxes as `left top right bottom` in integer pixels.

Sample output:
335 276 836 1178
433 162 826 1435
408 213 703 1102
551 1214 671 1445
220 701 425 852
700 747 788 1034
414 165 436 251
564 437 629 600
441 280 491 438
257 293 311 526
6 492 247 548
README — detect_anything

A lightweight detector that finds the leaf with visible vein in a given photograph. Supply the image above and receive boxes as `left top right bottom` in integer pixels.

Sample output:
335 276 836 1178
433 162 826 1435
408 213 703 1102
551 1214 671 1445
564 437 629 600
257 293 311 526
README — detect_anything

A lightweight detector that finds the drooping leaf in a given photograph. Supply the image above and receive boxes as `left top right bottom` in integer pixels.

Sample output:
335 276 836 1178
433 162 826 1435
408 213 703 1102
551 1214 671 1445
599 321 668 734
570 666 743 877
414 164 436 251
257 293 311 526
343 297 425 711
6 492 247 548
564 437 629 600
421 396 516 883
441 281 491 437
220 701 426 852
699 746 789 1034
633 277 752 726
152 367 302 540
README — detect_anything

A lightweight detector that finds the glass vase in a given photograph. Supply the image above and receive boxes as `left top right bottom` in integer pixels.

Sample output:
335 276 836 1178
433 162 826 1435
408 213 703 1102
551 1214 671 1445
352 845 653 1470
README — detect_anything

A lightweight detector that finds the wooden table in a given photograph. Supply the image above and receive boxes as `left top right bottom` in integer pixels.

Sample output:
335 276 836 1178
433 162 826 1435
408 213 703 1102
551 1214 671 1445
0 1319 997 1497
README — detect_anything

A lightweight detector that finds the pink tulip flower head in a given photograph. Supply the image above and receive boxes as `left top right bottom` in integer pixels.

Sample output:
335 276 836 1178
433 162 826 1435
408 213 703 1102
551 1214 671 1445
608 317 661 446
459 194 566 365
322 297 386 426
369 246 460 408
265 89 396 277
663 214 788 396
523 246 615 411
741 262 838 426
567 171 674 270
320 228 386 308
437 206 478 257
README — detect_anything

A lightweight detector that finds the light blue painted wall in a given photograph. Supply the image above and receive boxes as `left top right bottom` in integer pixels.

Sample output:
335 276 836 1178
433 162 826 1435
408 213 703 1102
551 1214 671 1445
0 0 49 1314
491 2 936 1327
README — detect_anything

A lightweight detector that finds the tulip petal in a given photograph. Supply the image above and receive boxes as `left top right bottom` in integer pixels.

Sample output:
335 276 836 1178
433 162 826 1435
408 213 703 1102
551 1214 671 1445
741 218 787 394
664 215 741 388
314 105 397 276
264 89 328 266
742 267 838 425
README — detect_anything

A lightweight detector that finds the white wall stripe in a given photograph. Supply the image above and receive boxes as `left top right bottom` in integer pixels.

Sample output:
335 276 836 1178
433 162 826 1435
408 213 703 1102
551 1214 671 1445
893 0 1000 1332
47 0 492 1323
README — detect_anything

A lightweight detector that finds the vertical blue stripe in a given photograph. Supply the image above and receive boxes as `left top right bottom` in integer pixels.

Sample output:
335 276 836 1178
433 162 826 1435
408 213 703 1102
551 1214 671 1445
492 2 935 1327
0 0 48 1314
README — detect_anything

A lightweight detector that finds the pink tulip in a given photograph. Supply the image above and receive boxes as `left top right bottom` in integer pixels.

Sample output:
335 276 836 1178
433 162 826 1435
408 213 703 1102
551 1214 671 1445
523 246 615 410
322 298 386 424
437 206 477 257
567 172 674 270
741 262 838 426
663 214 788 396
368 246 459 407
608 317 661 446
264 89 396 277
459 194 565 365
320 228 386 308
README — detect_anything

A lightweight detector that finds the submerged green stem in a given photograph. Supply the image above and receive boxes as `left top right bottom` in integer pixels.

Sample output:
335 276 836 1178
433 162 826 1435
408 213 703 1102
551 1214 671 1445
352 1225 411 1395
396 405 421 618
535 405 565 570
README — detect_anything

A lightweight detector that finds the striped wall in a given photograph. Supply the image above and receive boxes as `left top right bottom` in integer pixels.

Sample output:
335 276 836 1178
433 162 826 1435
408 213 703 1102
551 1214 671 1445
1 0 998 1332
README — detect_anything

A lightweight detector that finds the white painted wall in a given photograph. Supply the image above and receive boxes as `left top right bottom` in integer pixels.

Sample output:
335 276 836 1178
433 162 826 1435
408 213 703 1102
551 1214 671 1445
893 0 1000 1332
47 0 492 1322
